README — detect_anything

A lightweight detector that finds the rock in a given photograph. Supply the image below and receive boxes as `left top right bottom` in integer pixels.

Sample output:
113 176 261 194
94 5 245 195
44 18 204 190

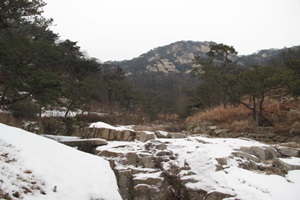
132 183 171 200
213 129 231 136
61 138 107 146
126 152 139 166
60 138 108 153
276 147 300 157
280 142 300 148
144 140 167 151
290 128 300 136
205 191 234 200
272 158 300 173
195 138 211 144
141 156 156 168
273 136 287 143
84 127 137 141
232 151 261 163
132 173 174 200
133 176 163 186
207 126 217 130
155 131 169 138
216 157 228 165
121 130 136 141
13 191 20 198
184 189 209 200
256 126 274 134
215 157 228 171
137 131 156 142
155 150 173 157
168 132 186 138
132 184 154 200
97 150 123 158
186 121 213 133
156 143 168 150
240 146 279 162
115 169 133 200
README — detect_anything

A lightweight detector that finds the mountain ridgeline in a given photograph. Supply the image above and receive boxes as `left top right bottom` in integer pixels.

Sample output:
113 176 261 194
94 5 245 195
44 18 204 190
113 41 213 74
109 41 300 117
110 41 216 116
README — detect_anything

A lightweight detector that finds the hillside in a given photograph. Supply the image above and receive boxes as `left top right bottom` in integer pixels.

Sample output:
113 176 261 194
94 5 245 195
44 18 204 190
112 41 299 75
112 41 213 74
108 41 300 117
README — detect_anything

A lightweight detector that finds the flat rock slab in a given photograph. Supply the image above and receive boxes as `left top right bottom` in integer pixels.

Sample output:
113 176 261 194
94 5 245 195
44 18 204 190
60 138 108 147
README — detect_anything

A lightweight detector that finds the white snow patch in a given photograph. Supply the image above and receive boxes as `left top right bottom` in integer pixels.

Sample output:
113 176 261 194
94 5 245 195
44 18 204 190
157 131 168 137
99 133 300 200
89 121 134 131
280 157 300 166
0 123 122 200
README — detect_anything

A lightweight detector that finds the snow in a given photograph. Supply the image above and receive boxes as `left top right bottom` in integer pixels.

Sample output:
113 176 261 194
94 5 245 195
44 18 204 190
42 135 80 142
41 108 106 118
133 172 163 180
165 137 300 200
41 109 76 117
89 121 134 131
0 123 122 200
280 157 300 165
157 131 168 137
98 136 300 200
1 120 300 200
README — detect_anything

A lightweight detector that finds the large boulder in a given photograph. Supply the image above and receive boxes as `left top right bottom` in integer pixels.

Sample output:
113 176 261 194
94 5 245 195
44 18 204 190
84 127 137 141
60 138 107 153
272 158 300 173
240 146 279 162
137 131 156 142
115 169 133 200
232 151 261 163
276 146 300 157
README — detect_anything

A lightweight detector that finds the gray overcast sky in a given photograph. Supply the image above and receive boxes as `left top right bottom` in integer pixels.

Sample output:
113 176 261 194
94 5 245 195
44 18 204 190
43 0 300 62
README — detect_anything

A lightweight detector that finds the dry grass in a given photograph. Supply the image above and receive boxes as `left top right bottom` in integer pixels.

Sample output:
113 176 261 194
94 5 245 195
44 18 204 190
0 113 23 128
186 100 300 133
219 120 255 133
186 105 252 124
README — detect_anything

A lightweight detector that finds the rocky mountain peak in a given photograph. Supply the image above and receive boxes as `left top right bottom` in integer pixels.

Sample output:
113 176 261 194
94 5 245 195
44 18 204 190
112 41 215 75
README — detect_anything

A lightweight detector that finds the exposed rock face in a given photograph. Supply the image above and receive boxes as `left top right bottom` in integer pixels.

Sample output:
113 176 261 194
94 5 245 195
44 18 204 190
137 131 156 142
272 158 300 173
145 59 179 73
84 127 187 143
276 146 300 157
239 146 279 162
95 135 300 200
84 127 137 141
60 138 107 154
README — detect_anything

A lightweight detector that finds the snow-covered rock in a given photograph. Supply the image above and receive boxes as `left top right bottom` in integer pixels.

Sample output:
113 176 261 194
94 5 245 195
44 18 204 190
85 122 136 141
97 136 300 200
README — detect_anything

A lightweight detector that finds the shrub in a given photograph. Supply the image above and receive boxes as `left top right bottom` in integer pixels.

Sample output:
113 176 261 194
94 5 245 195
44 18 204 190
0 113 22 128
186 105 252 124
185 100 300 134
39 117 60 135
9 100 39 120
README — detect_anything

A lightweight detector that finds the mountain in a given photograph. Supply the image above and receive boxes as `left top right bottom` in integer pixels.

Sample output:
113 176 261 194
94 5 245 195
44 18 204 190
108 41 299 116
112 41 214 75
107 41 215 116
111 41 299 75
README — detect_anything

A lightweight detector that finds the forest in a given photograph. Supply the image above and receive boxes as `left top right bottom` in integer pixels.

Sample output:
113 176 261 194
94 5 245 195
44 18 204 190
0 0 299 132
0 0 148 123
